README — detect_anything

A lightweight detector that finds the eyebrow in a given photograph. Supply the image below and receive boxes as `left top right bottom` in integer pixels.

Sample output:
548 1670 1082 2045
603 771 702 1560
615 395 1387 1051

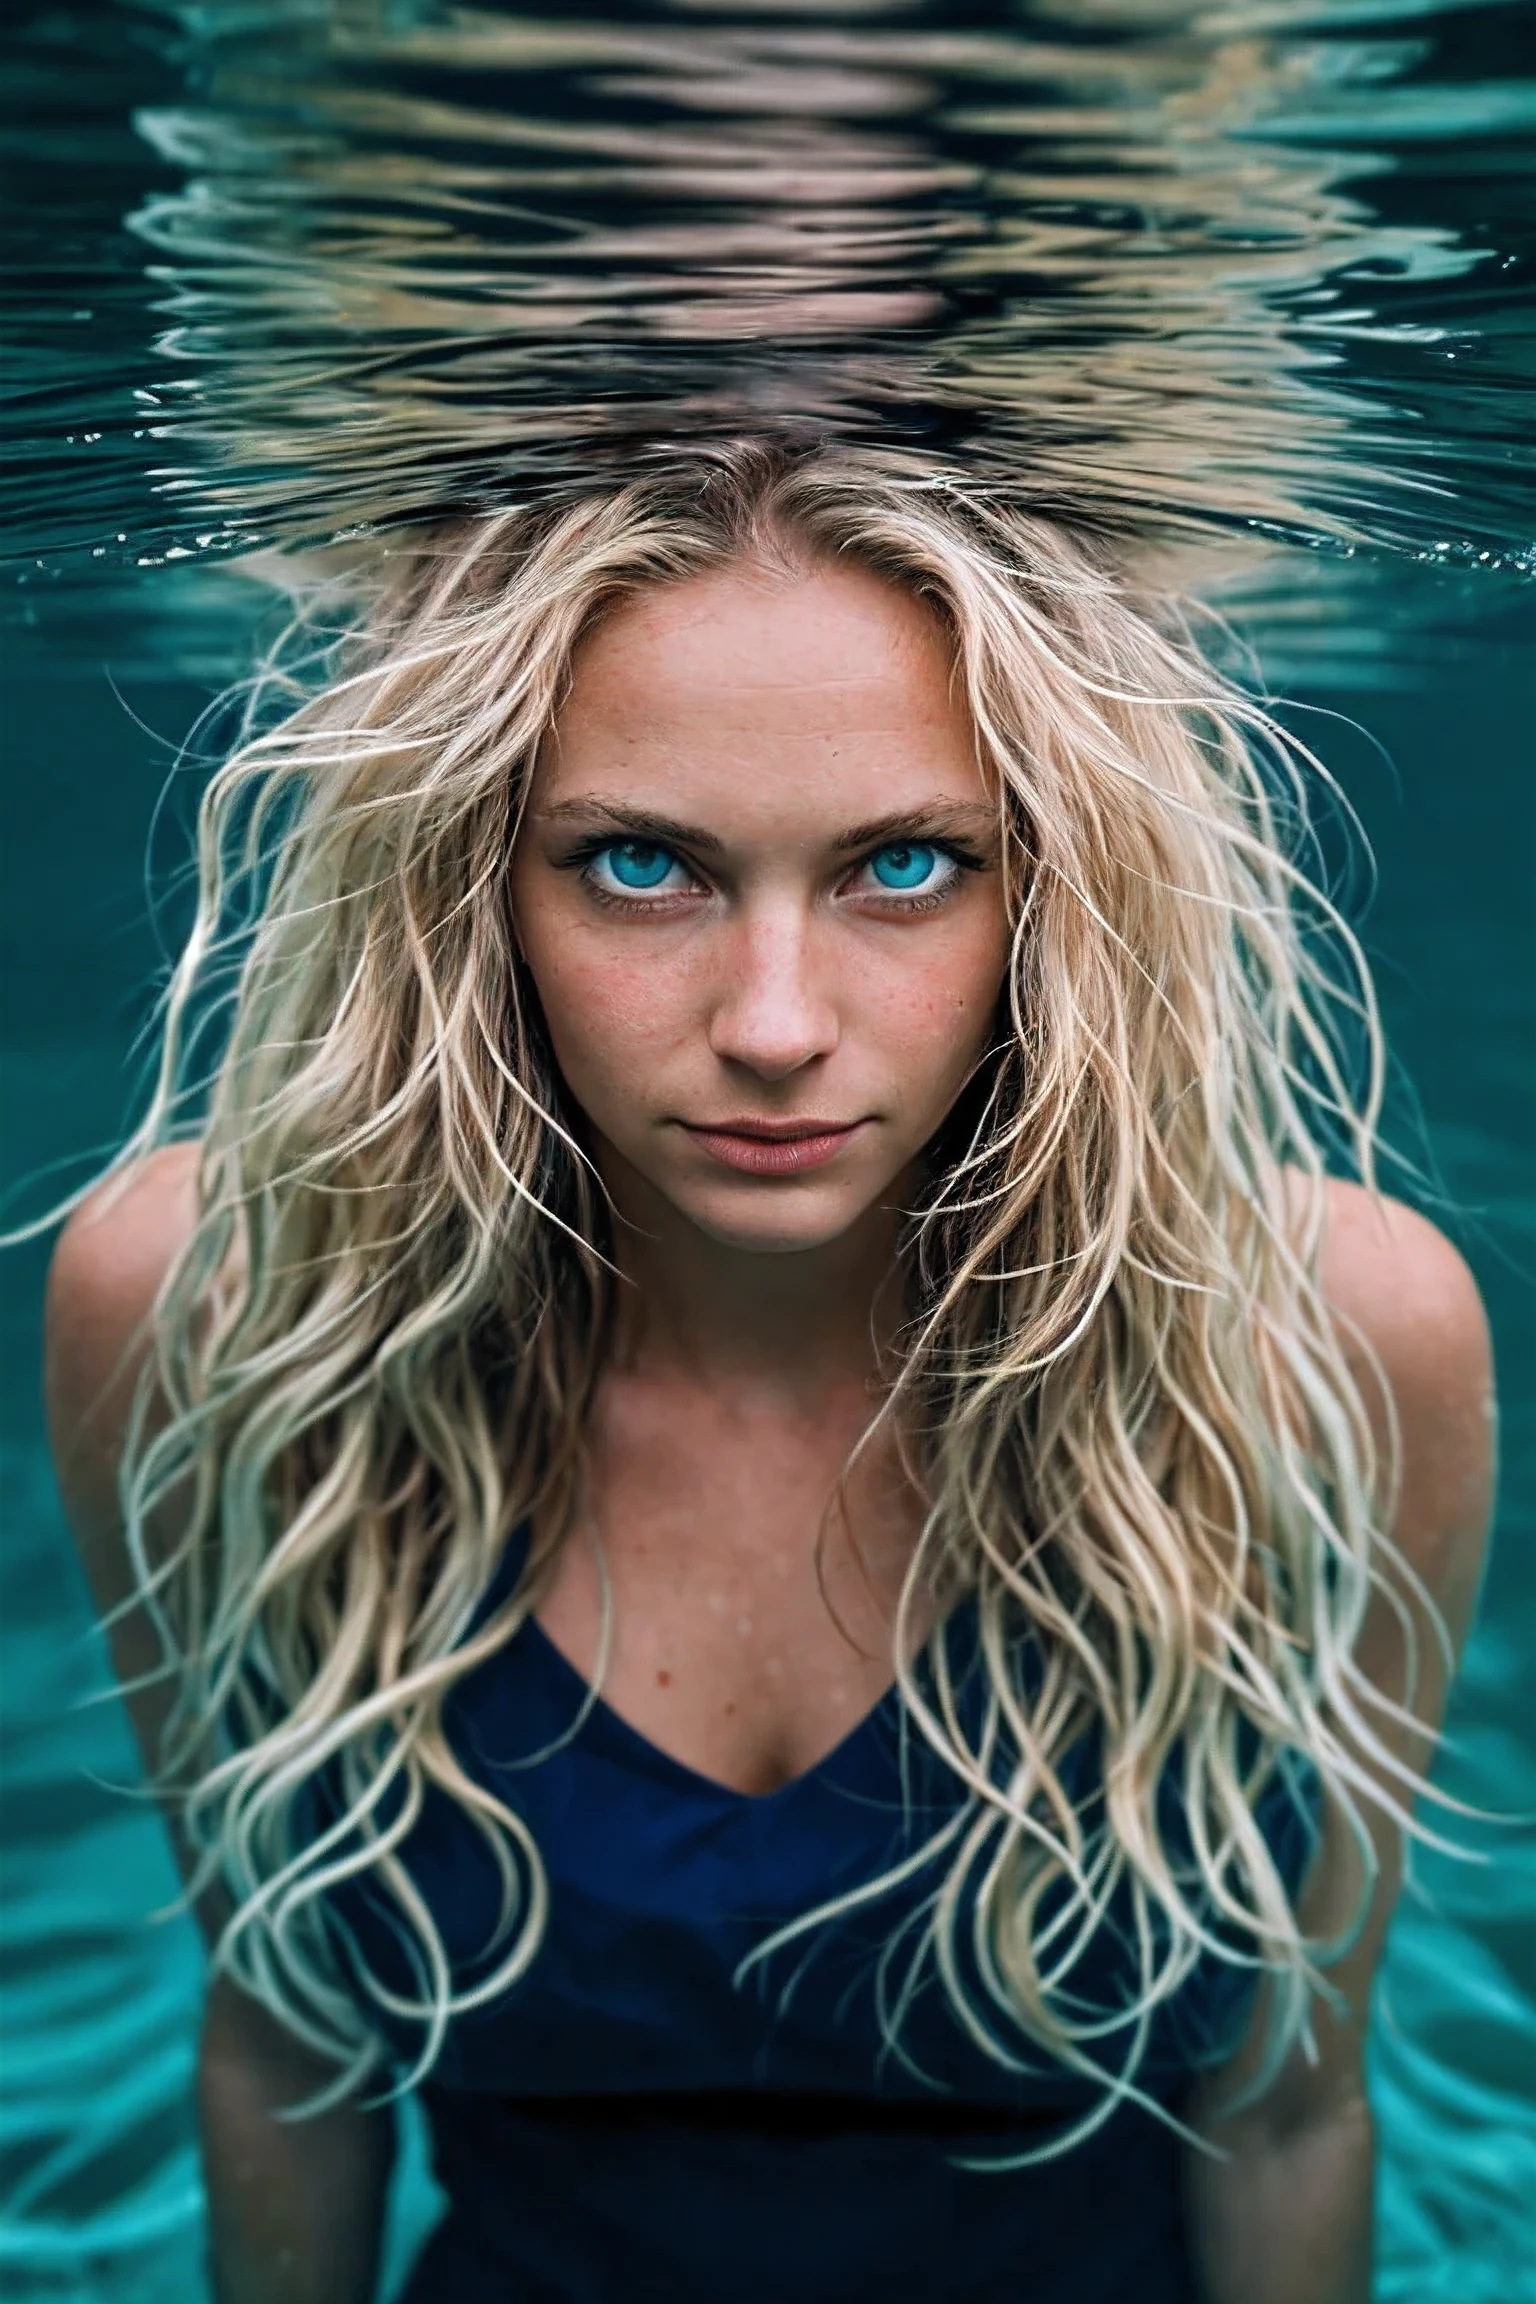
537 796 999 857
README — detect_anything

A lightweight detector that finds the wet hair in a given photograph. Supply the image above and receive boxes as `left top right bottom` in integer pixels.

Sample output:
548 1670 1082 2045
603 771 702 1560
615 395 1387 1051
112 436 1456 2153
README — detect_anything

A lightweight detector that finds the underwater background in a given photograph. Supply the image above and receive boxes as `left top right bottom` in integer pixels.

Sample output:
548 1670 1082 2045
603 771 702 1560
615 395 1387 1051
2 2 1532 2298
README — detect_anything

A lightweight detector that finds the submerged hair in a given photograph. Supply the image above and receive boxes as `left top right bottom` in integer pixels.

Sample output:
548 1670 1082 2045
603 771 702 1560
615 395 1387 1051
105 438 1467 2154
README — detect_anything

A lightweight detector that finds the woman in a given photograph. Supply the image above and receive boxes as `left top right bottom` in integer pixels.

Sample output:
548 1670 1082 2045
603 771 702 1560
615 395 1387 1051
44 440 1494 2304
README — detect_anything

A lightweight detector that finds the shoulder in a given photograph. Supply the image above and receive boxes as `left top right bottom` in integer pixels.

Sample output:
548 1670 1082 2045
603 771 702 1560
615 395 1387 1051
1315 1177 1492 1391
1314 1176 1495 1627
46 1144 251 1953
46 1138 202 1401
44 1140 203 1530
1183 1182 1496 2149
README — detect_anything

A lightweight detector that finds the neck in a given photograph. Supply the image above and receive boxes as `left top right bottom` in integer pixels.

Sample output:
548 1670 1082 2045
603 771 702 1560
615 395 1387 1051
598 1146 918 1410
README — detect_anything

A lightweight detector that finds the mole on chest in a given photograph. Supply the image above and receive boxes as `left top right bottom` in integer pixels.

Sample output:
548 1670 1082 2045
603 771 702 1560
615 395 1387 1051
532 1473 928 1796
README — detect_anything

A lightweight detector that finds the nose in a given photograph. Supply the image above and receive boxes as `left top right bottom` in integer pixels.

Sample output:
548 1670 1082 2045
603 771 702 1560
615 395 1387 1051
705 897 840 1082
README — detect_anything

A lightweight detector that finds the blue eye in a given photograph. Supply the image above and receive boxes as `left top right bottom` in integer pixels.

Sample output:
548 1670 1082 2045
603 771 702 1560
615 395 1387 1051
575 833 972 911
596 841 677 891
869 842 941 892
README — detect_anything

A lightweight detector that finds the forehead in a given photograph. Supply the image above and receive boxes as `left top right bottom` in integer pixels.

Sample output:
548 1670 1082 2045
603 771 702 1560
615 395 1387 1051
543 555 979 791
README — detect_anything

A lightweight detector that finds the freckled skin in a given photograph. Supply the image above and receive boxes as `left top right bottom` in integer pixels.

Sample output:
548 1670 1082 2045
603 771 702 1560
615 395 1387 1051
508 556 1011 1270
504 554 1015 1794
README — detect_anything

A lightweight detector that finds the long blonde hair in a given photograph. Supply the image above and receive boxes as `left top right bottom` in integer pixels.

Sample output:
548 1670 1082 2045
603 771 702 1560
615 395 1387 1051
116 438 1457 2154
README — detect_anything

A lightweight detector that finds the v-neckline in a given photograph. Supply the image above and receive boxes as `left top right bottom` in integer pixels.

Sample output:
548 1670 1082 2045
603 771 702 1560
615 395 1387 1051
519 1606 923 1808
489 1519 971 1810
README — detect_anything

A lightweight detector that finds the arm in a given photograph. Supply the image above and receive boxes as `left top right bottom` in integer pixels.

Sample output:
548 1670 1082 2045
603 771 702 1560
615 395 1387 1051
199 1971 394 2304
44 1149 395 2304
1181 1184 1497 2304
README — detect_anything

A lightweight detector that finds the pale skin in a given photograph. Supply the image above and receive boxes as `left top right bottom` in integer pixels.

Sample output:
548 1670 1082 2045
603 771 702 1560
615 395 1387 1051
45 556 1496 2304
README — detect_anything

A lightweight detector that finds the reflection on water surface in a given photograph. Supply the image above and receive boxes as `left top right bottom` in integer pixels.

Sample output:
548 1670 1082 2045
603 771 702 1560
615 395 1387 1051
5 0 1534 659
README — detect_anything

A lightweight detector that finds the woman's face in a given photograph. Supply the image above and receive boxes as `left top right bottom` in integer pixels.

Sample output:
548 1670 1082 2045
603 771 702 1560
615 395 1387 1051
508 552 1012 1257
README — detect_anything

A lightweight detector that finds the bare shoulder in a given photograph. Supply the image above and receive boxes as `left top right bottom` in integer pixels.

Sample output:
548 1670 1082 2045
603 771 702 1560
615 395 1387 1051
1182 1179 1498 2153
1315 1178 1494 1446
1317 1177 1492 1386
46 1144 253 1955
44 1140 203 1534
1316 1176 1496 1620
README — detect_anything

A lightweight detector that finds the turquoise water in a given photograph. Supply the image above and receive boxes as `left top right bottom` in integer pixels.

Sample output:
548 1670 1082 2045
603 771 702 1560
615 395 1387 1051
2 2 1534 2298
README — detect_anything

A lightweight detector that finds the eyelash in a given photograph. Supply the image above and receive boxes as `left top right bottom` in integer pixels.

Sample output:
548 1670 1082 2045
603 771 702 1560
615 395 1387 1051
565 837 987 919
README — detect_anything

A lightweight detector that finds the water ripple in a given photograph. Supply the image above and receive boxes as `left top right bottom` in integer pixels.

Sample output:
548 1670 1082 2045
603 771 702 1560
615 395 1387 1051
3 0 1533 639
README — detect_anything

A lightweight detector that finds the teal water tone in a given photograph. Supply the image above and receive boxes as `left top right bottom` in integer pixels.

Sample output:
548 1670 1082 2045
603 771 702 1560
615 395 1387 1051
2 1 1534 2298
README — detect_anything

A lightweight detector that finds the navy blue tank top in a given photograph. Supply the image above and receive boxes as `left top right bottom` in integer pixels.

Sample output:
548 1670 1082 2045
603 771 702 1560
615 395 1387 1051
315 1522 1323 2304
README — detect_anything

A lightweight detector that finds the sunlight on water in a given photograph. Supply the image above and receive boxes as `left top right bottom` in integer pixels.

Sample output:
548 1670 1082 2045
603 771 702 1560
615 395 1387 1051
1 3 1532 2299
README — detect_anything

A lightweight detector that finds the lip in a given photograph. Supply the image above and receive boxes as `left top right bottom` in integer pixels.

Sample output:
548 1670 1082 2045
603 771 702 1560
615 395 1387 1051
691 1117 860 1141
681 1119 867 1176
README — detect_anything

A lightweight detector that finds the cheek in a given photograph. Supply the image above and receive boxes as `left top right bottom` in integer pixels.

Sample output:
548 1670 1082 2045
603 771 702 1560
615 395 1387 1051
522 936 680 1093
871 924 1009 1079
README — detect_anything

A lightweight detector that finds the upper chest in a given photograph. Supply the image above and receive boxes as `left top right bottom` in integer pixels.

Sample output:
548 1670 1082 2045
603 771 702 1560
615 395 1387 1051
531 1374 937 1798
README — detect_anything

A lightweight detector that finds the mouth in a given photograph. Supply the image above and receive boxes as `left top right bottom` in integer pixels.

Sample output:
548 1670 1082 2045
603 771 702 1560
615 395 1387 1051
679 1118 868 1176
686 1118 862 1141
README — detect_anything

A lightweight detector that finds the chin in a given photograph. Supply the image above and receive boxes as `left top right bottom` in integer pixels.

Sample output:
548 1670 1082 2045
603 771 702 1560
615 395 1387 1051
674 1184 875 1257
